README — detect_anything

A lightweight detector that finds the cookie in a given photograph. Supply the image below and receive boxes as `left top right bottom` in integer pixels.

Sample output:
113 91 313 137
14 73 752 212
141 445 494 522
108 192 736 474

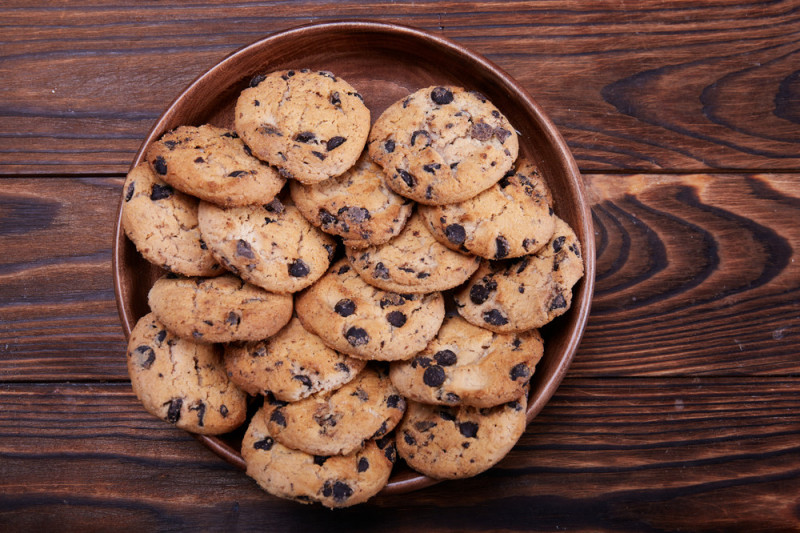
295 258 446 361
396 393 528 480
224 317 367 402
144 124 285 207
261 365 406 456
234 69 370 184
121 163 221 276
147 273 293 344
367 85 518 205
346 211 481 294
454 217 584 332
419 158 556 259
197 197 336 293
126 313 247 435
290 152 414 248
389 315 543 407
242 405 396 508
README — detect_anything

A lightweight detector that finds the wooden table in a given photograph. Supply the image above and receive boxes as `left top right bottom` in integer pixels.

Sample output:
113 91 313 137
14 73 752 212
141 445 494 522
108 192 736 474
2 2 798 530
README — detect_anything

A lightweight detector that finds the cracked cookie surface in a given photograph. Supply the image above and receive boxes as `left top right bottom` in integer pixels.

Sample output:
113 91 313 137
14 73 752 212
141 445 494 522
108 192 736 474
368 85 518 205
147 273 293 344
242 405 396 508
145 124 284 207
198 197 336 293
419 158 556 259
396 393 527 479
346 212 481 294
224 317 366 402
390 315 544 407
454 217 584 332
261 365 406 456
121 163 221 276
126 312 247 435
234 69 370 184
290 152 413 248
295 258 445 361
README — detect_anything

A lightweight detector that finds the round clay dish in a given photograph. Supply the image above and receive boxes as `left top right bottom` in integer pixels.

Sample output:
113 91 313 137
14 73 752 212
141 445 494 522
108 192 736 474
113 21 595 495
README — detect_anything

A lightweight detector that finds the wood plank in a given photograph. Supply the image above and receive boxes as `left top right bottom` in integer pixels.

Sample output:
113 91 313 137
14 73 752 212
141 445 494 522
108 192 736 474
1 1 798 175
0 379 797 531
1 173 799 381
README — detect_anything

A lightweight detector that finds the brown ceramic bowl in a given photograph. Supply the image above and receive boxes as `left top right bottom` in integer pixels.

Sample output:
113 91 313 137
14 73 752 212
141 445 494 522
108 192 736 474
113 21 595 495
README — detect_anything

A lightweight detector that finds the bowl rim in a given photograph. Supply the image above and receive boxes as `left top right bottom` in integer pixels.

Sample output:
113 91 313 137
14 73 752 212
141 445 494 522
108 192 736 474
112 19 595 496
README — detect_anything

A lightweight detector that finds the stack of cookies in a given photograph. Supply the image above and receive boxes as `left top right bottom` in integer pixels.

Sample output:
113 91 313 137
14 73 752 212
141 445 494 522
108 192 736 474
122 69 584 508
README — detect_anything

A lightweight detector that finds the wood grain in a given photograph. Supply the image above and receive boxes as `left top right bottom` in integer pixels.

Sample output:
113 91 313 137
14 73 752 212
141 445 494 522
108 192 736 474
1 0 798 175
1 172 798 381
0 380 797 531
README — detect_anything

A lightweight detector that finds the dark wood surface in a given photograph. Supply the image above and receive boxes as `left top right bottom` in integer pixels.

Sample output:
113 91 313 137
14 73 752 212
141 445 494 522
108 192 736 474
1 1 798 531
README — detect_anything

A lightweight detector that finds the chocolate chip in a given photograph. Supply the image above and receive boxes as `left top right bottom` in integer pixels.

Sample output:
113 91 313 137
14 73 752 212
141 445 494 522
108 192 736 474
395 168 416 188
282 70 296 79
423 365 446 387
253 437 274 450
357 457 370 472
345 206 370 223
236 239 255 259
386 311 407 327
337 264 351 275
329 481 353 503
269 408 286 427
313 455 328 466
293 374 313 388
469 280 496 304
155 330 167 345
163 140 178 150
438 409 456 422
372 420 389 439
164 398 182 424
150 183 173 201
414 420 437 432
379 294 405 308
220 405 229 417
403 431 416 445
330 91 341 106
288 259 310 277
494 127 511 143
259 124 282 136
445 392 460 403
434 349 457 366
412 356 432 369
512 337 522 350
326 136 346 151
312 151 327 160
423 163 441 173
249 74 266 87
373 262 390 280
470 121 494 141
444 224 466 245
470 91 488 103
225 311 241 326
384 442 397 463
459 421 479 438
125 182 135 201
508 400 523 411
495 236 510 259
345 327 369 346
417 272 430 279
318 208 336 227
410 130 431 147
335 362 350 373
425 186 433 200
221 132 239 139
351 387 369 402
510 363 530 381
318 70 336 80
553 236 566 252
189 402 206 427
228 170 248 177
334 299 356 317
431 86 454 105
133 345 156 369
264 198 284 214
294 131 316 143
323 243 336 261
386 394 405 410
483 309 508 326
550 293 567 310
384 139 395 153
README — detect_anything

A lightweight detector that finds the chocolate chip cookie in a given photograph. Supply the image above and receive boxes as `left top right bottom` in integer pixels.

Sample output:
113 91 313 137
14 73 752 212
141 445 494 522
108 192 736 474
454 217 584 332
235 69 370 184
295 259 445 361
145 124 285 207
368 85 518 204
121 163 221 276
242 405 396 508
224 317 367 402
346 211 481 293
147 273 293 344
127 313 247 435
419 158 556 259
290 152 413 248
261 365 406 456
197 197 336 293
390 315 544 407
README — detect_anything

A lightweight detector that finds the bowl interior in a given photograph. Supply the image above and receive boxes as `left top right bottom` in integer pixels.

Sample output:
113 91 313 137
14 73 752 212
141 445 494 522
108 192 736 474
113 21 595 496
